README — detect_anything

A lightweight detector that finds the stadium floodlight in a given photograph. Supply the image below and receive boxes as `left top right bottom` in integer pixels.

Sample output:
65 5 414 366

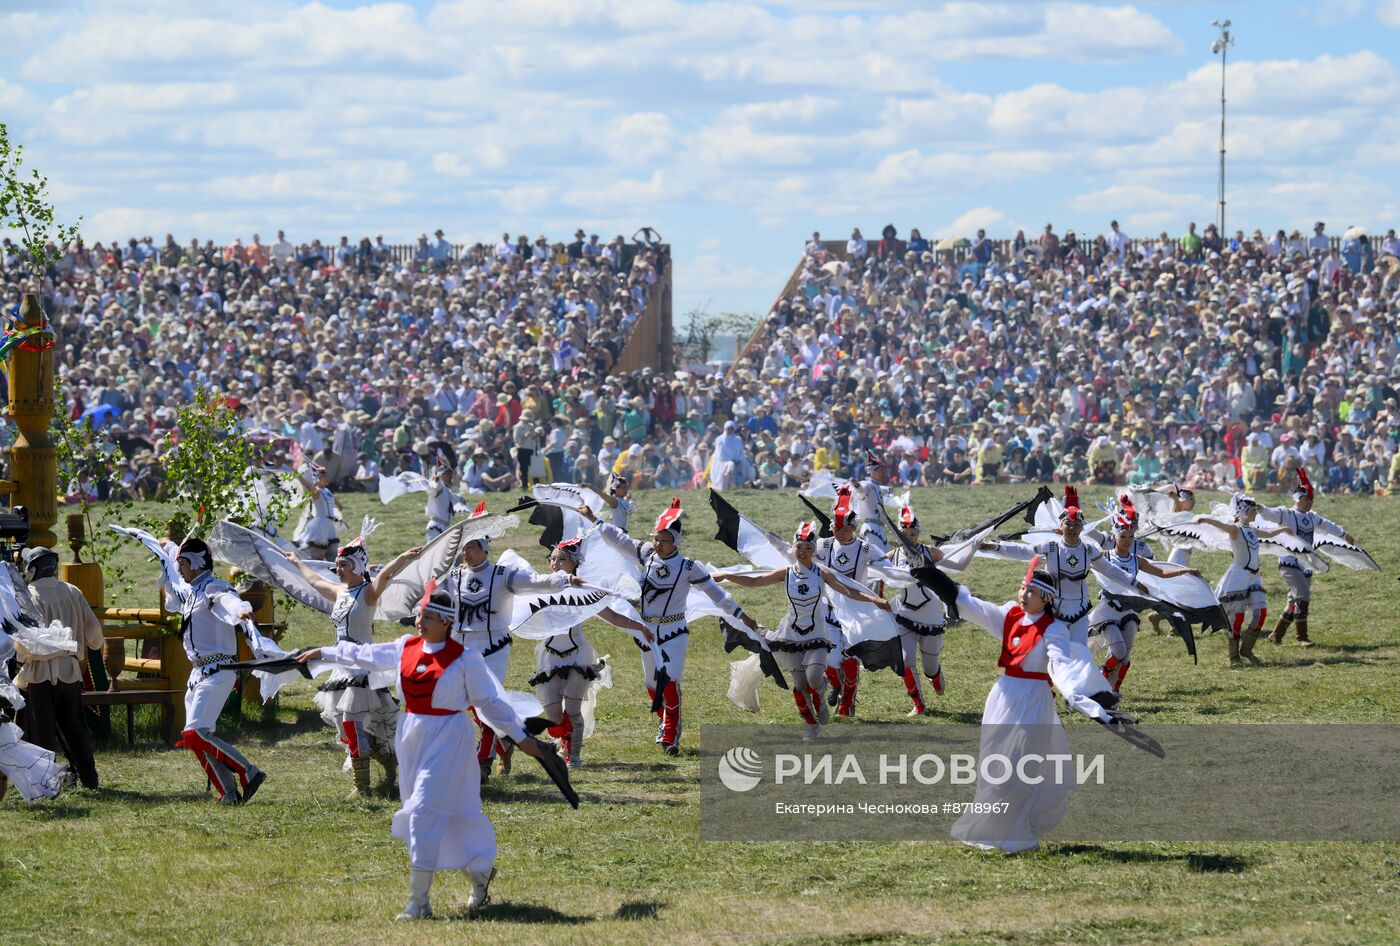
1211 20 1234 237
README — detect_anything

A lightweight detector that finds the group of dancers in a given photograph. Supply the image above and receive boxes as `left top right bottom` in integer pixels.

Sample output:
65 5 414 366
1 451 1377 916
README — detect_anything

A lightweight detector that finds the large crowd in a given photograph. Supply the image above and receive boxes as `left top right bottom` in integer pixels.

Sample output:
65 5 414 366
4 220 1400 502
740 221 1400 497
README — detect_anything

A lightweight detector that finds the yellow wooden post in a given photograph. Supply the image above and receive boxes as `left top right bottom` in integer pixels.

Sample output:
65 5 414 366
7 293 57 548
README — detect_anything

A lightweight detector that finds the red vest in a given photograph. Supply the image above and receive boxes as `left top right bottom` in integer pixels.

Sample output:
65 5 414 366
998 607 1054 682
399 636 463 715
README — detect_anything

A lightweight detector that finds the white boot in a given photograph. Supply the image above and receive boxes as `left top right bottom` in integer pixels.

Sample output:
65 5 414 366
396 868 434 921
465 866 496 911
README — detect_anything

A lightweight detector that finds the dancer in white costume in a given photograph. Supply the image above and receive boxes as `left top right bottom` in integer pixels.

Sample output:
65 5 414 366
165 537 268 804
816 487 888 718
580 498 761 755
984 485 1141 646
583 472 636 532
1258 468 1357 647
1086 508 1200 693
852 449 894 556
1193 494 1293 667
288 536 423 797
716 522 890 739
425 452 464 543
300 590 552 920
889 506 949 716
293 462 343 561
531 537 651 766
920 559 1160 852
445 503 581 777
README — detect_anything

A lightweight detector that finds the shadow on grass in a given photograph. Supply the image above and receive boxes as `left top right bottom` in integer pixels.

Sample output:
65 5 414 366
466 902 590 924
1052 843 1251 873
613 899 666 921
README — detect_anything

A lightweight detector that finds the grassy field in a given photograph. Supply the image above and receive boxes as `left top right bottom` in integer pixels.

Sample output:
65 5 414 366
4 485 1400 946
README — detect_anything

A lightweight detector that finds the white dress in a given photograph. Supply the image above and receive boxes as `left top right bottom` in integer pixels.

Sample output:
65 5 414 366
294 486 340 547
1216 525 1265 613
313 582 399 750
949 587 1116 853
320 635 530 872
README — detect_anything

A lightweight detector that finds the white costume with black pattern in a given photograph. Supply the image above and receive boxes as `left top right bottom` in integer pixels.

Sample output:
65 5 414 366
1216 525 1266 614
314 581 399 759
893 545 947 698
1255 506 1342 605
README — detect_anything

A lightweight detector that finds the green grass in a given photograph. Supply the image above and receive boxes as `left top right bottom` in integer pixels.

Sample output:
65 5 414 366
5 486 1400 946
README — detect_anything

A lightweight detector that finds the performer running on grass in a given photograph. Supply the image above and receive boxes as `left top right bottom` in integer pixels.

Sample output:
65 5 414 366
890 506 948 716
716 522 890 739
293 462 343 561
1087 509 1201 692
984 486 1141 646
425 451 464 543
287 536 423 798
445 505 582 779
816 487 888 718
532 537 652 767
582 472 636 532
1257 469 1357 648
299 589 551 920
164 538 268 805
579 498 761 755
1193 493 1292 666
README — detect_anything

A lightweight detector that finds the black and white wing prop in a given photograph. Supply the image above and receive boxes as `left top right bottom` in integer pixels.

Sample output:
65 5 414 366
209 520 335 615
532 483 606 516
710 489 795 569
577 525 643 598
1092 567 1228 662
375 517 490 620
1313 535 1380 571
497 549 649 646
110 524 191 604
1151 518 1234 554
509 484 599 549
379 470 432 505
935 486 1054 573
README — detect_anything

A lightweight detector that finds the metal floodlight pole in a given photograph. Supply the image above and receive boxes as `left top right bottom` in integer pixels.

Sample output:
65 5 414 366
1212 20 1234 237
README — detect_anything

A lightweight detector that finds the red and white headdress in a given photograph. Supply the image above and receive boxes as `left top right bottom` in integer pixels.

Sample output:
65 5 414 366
1293 467 1314 502
832 486 858 530
1059 485 1082 523
336 515 380 576
1021 554 1056 599
864 448 884 470
418 579 456 624
465 500 493 551
655 498 684 542
793 521 817 545
899 506 918 529
554 536 584 565
335 538 370 576
1112 494 1137 533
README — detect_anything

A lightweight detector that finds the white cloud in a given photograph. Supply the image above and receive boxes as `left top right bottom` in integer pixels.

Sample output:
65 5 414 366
2 2 1398 320
1379 0 1400 27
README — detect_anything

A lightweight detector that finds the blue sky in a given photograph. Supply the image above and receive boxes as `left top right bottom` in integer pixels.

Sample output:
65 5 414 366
3 0 1398 320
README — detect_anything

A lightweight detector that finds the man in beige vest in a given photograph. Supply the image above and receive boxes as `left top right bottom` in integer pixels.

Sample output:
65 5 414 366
16 547 103 789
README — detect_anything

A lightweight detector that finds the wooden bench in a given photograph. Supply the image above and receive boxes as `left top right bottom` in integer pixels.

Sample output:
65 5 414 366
81 689 178 747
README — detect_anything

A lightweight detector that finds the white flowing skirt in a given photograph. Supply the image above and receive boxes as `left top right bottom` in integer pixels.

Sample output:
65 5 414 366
951 676 1072 853
393 711 496 873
